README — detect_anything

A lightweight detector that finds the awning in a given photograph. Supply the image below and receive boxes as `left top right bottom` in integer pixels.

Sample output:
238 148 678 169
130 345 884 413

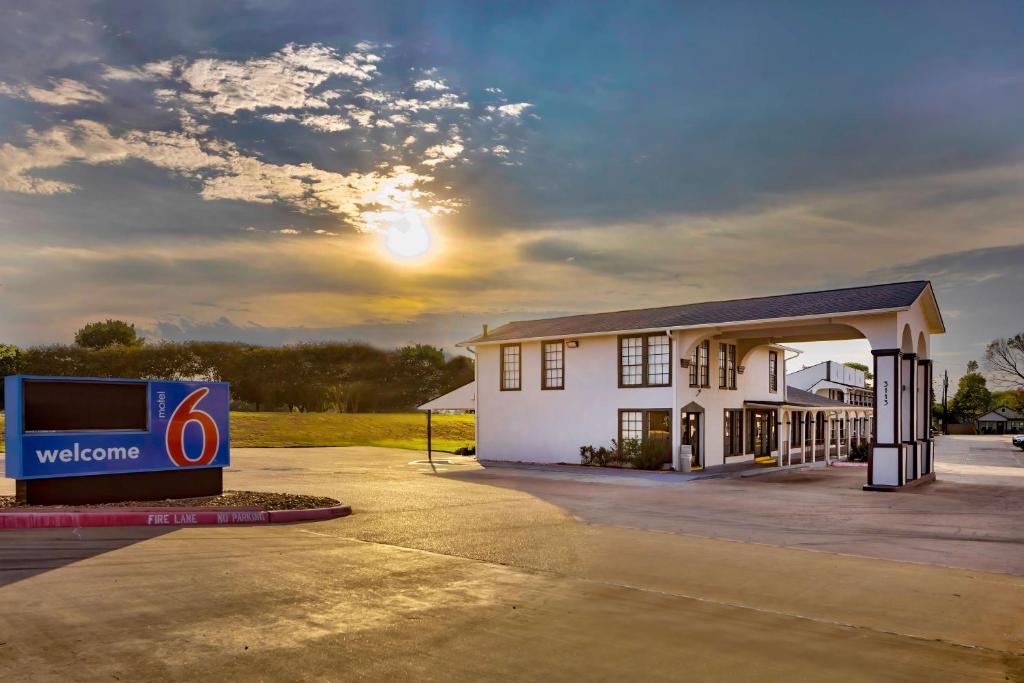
418 382 475 411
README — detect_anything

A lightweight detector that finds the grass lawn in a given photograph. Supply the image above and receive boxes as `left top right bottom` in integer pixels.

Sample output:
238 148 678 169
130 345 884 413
0 412 475 452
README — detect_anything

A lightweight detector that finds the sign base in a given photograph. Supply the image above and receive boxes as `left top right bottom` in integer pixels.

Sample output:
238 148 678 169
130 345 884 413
16 468 223 506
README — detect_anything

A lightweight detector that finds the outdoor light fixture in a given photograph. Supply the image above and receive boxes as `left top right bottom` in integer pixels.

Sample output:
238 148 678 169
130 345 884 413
567 340 579 348
680 358 690 368
737 365 746 374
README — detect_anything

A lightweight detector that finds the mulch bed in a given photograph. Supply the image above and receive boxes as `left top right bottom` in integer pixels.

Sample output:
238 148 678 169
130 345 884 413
0 490 339 511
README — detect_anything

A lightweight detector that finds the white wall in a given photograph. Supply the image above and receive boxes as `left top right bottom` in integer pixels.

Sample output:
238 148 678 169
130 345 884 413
476 332 786 467
476 336 671 463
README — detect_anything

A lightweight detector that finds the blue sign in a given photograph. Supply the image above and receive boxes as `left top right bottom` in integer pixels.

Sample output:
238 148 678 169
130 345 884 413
5 376 230 480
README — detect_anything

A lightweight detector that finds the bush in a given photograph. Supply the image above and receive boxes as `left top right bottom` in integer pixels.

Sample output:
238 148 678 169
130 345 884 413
580 444 616 466
849 443 869 462
629 438 672 470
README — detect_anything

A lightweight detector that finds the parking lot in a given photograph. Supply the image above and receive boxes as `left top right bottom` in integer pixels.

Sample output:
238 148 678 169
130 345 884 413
1 435 1022 681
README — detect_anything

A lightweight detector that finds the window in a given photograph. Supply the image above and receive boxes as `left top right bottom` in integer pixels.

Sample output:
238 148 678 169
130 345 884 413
718 344 727 388
619 409 672 444
620 410 644 440
620 336 644 386
699 340 710 387
542 340 564 390
724 409 744 456
500 344 521 391
618 334 672 388
718 343 736 389
689 346 699 387
768 350 778 393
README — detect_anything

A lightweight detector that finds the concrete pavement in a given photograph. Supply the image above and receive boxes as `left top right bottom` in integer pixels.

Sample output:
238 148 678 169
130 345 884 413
1 436 1023 681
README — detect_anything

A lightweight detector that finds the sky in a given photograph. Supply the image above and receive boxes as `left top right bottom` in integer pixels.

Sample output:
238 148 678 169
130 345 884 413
1 0 1022 383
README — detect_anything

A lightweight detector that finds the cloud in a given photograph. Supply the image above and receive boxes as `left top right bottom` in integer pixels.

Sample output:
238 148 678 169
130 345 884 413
99 60 177 82
414 79 448 91
175 43 377 115
491 102 532 118
0 78 106 105
295 114 352 132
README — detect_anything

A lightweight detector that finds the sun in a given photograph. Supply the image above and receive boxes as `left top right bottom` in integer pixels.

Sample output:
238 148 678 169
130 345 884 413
382 211 433 261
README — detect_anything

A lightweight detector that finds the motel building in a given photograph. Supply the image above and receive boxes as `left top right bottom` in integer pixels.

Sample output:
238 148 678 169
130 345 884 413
787 360 874 408
457 281 945 491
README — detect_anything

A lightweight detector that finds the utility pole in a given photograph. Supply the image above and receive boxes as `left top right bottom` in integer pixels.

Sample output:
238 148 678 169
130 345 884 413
942 369 949 435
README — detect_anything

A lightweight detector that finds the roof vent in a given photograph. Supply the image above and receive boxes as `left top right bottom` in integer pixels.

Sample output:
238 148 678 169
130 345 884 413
482 324 489 338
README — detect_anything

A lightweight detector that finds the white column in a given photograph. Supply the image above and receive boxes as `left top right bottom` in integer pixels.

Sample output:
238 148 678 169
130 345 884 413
845 411 852 458
670 331 681 471
810 411 817 463
869 349 904 488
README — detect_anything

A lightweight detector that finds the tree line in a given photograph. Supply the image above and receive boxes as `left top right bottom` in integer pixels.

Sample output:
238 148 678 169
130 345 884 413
0 320 473 413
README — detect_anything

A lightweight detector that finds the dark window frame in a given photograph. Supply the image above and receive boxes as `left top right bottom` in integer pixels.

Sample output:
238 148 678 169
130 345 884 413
768 350 779 393
618 408 672 444
500 343 522 391
723 408 744 457
618 334 673 389
541 339 565 390
698 340 710 388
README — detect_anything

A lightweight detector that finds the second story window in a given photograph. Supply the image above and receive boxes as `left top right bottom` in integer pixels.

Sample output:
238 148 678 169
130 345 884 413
619 334 672 388
501 344 521 391
542 340 564 390
719 343 737 389
690 340 710 387
699 340 710 387
769 350 778 393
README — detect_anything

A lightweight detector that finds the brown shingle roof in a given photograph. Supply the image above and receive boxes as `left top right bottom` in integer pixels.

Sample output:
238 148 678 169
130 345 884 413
784 387 857 409
462 281 931 344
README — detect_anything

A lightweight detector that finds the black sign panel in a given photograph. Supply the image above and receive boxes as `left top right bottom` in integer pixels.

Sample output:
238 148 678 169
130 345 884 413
23 380 149 432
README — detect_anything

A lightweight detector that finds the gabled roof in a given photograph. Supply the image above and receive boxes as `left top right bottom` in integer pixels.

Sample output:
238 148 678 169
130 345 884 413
978 406 1024 421
461 281 936 345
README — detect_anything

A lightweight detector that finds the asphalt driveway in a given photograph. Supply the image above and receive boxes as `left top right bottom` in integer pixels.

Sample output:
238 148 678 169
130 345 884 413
0 436 1022 681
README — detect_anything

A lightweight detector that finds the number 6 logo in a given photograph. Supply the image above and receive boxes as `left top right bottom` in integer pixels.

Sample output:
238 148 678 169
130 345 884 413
166 387 220 467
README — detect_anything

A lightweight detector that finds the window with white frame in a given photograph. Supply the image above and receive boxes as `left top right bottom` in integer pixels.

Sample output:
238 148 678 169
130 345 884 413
542 340 564 390
501 344 521 391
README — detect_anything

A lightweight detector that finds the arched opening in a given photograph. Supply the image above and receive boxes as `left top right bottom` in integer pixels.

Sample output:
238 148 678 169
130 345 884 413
900 324 914 354
917 331 928 359
681 401 704 469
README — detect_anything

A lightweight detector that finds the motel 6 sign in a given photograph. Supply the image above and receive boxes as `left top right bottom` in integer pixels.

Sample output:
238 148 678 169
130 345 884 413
4 376 230 481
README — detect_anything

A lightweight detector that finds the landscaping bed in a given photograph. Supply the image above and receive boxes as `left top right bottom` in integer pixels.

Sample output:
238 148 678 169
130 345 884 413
0 490 339 511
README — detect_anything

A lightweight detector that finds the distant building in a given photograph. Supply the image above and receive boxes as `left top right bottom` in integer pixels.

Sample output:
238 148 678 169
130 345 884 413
786 360 873 407
976 406 1024 434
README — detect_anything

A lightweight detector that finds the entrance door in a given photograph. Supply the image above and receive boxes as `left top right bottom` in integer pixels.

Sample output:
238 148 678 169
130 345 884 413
682 411 701 467
749 410 777 457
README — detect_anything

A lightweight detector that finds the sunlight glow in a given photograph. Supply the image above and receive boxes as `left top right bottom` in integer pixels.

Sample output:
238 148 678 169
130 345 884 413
382 211 433 260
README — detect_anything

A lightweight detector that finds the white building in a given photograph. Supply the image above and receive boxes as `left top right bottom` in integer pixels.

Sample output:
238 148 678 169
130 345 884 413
787 360 873 407
458 281 945 491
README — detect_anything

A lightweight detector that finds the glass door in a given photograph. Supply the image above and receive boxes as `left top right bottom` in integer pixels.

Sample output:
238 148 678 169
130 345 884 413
682 411 701 467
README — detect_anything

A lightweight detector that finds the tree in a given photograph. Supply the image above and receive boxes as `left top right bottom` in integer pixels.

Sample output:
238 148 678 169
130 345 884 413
0 343 20 411
843 361 873 381
984 333 1024 389
74 319 144 349
950 361 992 423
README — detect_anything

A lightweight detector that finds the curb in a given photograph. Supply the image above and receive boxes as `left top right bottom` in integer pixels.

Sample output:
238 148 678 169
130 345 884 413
829 461 868 468
0 504 352 530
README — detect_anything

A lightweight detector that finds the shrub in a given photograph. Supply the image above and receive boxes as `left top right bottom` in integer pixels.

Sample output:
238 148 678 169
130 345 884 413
849 443 869 462
629 438 672 470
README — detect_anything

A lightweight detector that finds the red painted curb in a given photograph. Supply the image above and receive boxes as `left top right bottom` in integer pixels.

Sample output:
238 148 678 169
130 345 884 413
0 505 352 530
267 505 352 524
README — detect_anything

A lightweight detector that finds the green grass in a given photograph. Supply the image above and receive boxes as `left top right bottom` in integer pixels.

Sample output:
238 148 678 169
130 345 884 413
0 411 475 452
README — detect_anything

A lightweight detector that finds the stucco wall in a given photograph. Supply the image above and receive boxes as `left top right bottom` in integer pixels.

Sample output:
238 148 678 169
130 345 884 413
476 332 786 467
476 336 672 463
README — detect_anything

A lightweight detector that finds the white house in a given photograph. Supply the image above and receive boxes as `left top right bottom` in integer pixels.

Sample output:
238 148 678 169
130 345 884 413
458 281 945 491
976 406 1024 434
787 360 873 407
